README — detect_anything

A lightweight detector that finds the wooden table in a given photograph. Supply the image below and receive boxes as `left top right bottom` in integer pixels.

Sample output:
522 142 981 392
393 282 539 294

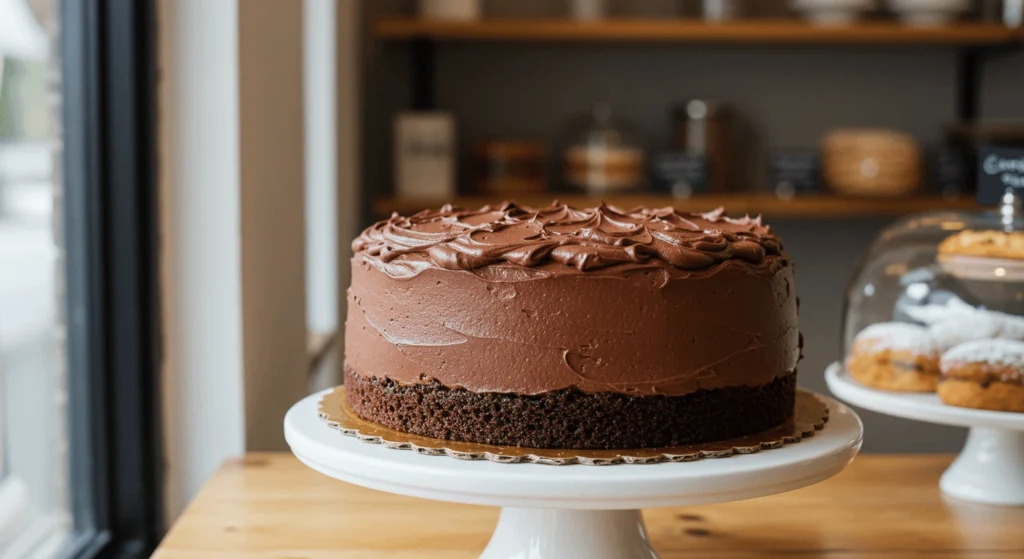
154 453 1024 558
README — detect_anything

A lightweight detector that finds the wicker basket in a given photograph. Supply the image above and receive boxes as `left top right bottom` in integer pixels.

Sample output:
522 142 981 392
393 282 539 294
821 129 922 197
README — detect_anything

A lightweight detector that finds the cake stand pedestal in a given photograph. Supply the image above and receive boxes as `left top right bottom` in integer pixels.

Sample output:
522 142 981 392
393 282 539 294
826 363 1024 506
284 390 863 559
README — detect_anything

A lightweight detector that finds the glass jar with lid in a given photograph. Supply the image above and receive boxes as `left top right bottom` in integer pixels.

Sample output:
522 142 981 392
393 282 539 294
561 103 646 193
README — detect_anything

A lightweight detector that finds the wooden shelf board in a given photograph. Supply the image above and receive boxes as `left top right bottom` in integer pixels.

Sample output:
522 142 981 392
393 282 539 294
373 194 978 219
374 18 1017 45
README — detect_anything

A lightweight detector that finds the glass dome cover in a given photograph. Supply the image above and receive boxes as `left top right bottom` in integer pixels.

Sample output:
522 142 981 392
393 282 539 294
843 190 1024 364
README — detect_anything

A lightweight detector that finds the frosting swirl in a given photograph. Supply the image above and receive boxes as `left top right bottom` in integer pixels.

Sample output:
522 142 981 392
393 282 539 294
354 201 784 276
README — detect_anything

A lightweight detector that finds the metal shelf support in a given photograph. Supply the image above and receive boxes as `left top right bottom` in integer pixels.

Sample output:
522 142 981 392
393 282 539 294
411 38 436 110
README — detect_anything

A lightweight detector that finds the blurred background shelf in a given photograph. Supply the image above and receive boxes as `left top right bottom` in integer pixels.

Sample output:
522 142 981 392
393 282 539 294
374 18 1019 44
372 194 979 220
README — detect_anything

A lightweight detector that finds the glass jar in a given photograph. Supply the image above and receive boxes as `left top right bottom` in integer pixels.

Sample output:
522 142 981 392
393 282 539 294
473 140 548 195
562 103 646 193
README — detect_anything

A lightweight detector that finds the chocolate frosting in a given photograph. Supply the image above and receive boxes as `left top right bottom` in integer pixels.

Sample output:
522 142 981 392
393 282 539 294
345 202 800 397
353 201 783 278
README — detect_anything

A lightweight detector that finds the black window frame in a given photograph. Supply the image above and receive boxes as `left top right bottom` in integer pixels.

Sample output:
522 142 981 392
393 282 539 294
61 0 163 557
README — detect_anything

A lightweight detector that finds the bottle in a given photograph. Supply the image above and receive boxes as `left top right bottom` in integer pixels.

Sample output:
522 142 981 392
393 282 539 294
1007 0 1023 27
674 99 734 192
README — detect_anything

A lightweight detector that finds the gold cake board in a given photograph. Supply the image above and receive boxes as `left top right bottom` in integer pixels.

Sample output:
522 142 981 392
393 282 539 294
317 388 829 465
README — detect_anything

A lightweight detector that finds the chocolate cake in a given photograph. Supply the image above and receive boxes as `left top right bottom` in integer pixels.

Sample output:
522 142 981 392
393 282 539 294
344 202 801 449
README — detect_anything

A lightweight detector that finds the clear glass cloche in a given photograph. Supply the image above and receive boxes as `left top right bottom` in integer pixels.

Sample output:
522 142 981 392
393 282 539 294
843 189 1024 361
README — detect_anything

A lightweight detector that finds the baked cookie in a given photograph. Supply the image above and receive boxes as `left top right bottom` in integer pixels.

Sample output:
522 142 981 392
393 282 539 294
846 322 940 392
938 339 1024 413
929 310 1024 352
938 230 1024 260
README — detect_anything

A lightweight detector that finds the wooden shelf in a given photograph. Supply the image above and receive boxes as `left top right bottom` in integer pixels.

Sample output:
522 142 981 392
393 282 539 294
373 194 978 219
374 18 1017 45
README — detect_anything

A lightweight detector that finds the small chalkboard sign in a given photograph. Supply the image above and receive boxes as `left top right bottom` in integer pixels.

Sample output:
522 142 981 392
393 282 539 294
977 145 1024 205
651 152 709 197
768 149 821 197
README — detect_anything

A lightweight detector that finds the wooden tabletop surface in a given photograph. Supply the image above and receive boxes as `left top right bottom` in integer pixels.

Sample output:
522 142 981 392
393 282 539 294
154 453 1024 558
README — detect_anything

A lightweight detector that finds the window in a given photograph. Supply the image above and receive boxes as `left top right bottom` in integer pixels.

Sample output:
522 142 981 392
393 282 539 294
0 0 71 555
1 0 162 557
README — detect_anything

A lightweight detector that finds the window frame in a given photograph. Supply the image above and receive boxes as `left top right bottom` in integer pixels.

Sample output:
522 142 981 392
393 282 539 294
60 0 163 557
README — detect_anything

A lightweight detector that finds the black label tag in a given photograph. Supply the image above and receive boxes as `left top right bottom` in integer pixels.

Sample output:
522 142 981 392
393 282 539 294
768 149 821 194
977 145 1024 204
651 152 709 196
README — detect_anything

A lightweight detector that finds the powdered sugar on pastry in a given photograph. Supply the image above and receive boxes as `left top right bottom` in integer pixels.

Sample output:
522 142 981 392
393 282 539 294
942 339 1024 369
998 313 1024 339
929 310 1024 351
854 322 936 355
903 296 977 326
930 312 1005 351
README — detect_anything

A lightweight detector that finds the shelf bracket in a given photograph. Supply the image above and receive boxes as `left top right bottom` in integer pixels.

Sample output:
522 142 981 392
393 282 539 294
956 42 1022 124
411 38 436 110
955 47 981 123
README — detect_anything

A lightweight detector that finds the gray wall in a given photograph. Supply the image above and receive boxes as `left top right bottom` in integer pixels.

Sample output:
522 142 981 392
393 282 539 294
359 1 1024 452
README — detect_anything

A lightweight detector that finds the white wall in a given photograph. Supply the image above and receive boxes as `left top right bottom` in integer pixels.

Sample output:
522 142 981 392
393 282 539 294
236 0 309 454
159 0 245 521
159 0 309 520
305 0 339 340
337 0 361 366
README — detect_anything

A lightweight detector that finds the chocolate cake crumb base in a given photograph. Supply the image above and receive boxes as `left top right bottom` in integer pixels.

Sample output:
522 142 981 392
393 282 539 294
343 368 797 450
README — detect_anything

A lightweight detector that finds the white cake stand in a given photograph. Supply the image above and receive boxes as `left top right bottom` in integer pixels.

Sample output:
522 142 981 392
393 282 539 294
284 389 863 559
826 363 1024 506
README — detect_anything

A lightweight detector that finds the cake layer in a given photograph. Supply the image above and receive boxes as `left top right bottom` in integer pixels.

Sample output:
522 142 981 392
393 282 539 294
347 257 798 396
344 367 797 450
346 202 799 397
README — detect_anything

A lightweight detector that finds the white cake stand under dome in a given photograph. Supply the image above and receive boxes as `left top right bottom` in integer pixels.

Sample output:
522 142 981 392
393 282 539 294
826 363 1024 506
285 389 863 559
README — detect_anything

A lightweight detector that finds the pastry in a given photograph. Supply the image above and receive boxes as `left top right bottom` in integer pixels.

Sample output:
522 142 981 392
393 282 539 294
846 322 940 391
344 202 800 449
938 339 1024 413
928 310 1024 352
938 230 1024 261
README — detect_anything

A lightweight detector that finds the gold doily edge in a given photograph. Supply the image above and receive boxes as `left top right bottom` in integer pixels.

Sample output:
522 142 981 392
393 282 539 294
317 387 829 466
